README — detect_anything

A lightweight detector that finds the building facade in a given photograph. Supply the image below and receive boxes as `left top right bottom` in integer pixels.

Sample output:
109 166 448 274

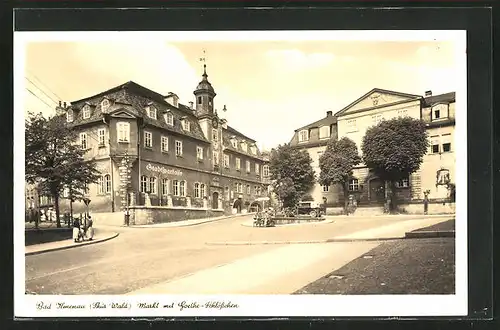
56 66 270 216
289 88 456 206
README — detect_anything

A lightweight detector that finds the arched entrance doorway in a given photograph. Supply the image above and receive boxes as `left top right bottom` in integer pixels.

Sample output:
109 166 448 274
233 198 242 213
249 201 262 213
368 177 385 203
212 192 219 209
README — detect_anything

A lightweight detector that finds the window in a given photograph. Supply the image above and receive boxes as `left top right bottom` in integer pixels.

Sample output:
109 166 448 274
98 128 105 146
432 104 449 121
347 119 357 132
213 151 219 165
372 114 383 125
349 179 359 191
442 133 452 152
162 178 169 195
322 185 330 192
194 183 200 198
197 96 202 104
395 177 410 188
66 109 74 122
231 139 237 148
175 140 183 156
298 130 309 142
430 135 440 154
319 126 330 139
236 158 241 170
101 99 110 112
79 133 87 150
212 129 218 147
144 131 152 148
225 187 230 200
200 184 205 198
179 181 186 197
104 174 111 194
182 119 191 131
208 98 213 107
255 163 260 174
263 165 269 177
149 177 157 194
173 180 180 196
241 142 248 152
223 154 229 167
140 175 148 193
165 112 174 126
117 122 130 143
97 176 104 194
63 187 70 198
147 106 157 119
197 146 204 160
246 160 251 172
161 136 169 152
246 185 250 194
82 105 91 119
238 183 243 193
397 109 408 117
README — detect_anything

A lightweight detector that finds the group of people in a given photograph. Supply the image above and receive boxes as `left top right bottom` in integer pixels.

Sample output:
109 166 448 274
72 215 94 243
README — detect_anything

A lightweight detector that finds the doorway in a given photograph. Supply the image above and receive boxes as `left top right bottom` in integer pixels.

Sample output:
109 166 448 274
212 191 219 210
233 198 242 213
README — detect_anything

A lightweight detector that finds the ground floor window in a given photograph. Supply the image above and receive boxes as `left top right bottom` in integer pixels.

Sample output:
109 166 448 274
149 177 157 194
162 178 169 195
395 177 410 188
200 183 206 198
140 175 148 193
349 178 359 191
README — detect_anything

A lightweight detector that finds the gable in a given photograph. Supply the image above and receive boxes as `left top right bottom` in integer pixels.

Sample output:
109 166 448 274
110 109 136 119
337 89 422 116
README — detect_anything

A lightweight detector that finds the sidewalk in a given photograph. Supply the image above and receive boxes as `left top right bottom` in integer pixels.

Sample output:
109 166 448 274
130 212 251 228
208 216 453 245
25 230 119 256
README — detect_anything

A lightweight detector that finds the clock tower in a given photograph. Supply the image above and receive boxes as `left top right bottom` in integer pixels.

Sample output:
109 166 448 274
194 64 217 141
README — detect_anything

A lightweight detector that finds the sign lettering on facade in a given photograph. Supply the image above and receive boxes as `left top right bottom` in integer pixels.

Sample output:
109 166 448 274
146 163 183 176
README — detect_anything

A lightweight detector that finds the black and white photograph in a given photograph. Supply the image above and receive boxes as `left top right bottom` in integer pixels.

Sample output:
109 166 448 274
14 29 467 317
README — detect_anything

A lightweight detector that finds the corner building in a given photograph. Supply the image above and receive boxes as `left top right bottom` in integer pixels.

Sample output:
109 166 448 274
290 88 456 209
57 66 270 217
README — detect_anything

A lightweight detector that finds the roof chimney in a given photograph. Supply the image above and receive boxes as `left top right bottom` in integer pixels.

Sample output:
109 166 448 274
326 111 333 117
425 90 432 96
188 101 194 110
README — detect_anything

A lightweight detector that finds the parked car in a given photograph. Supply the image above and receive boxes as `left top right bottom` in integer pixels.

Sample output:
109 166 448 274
297 201 325 217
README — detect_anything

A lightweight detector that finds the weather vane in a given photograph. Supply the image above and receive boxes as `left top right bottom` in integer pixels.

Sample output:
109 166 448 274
199 49 206 64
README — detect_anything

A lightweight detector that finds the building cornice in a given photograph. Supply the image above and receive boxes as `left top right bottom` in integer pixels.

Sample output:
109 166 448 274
336 98 421 118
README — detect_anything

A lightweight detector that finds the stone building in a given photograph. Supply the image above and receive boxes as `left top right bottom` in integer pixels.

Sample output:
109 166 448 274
55 65 270 219
289 88 456 208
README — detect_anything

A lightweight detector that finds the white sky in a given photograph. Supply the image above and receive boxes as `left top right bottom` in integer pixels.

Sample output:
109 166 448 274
22 33 460 151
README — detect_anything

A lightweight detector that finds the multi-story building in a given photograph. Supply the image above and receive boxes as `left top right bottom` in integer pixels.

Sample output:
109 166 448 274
288 111 339 204
289 88 456 206
55 65 270 215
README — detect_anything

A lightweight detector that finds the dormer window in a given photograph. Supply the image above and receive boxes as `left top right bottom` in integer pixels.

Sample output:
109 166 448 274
231 137 237 148
66 109 74 122
164 111 174 126
82 105 91 119
432 103 449 121
146 105 157 120
101 99 110 112
241 141 248 152
319 126 330 139
181 118 191 131
298 129 309 142
250 145 257 155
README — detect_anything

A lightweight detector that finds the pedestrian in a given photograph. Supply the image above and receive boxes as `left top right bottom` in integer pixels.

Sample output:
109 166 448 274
73 217 81 243
86 215 94 241
423 191 430 215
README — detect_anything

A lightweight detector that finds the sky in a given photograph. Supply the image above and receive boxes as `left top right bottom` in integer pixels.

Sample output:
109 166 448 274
22 35 460 151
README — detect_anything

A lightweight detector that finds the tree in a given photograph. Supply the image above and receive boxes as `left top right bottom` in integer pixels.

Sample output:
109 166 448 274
361 117 429 212
269 144 316 208
25 112 101 228
318 137 361 215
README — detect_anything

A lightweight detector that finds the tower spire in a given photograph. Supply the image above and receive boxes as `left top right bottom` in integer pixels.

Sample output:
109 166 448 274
200 49 208 79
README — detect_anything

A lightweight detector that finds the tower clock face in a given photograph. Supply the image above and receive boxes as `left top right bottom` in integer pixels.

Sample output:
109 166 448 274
212 118 218 128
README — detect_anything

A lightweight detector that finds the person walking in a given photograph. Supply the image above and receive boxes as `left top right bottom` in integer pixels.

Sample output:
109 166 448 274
86 215 94 241
72 217 81 243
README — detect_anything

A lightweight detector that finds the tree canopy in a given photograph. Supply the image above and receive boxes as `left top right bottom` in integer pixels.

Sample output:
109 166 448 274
269 144 316 208
361 117 429 181
25 112 101 227
319 137 361 214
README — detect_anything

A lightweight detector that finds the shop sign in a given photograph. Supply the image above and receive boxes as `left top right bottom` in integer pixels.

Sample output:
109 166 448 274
145 163 183 176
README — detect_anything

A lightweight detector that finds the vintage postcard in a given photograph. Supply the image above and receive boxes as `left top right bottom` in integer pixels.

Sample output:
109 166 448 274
14 30 467 318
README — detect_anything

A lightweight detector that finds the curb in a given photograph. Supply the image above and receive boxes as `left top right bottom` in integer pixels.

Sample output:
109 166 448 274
130 213 251 228
405 230 455 239
25 232 120 256
206 237 404 246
